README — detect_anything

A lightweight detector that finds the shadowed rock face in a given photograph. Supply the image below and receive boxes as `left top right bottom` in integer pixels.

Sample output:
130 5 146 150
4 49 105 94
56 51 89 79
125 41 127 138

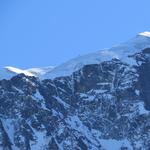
133 48 150 110
0 49 150 150
138 62 150 110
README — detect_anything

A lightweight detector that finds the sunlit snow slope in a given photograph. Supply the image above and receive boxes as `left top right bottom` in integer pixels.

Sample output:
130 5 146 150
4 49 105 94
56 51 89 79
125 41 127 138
43 31 150 79
1 31 150 80
0 66 54 80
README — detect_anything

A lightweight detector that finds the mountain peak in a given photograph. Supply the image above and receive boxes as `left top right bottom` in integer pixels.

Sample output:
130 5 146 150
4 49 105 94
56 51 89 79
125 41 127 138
139 31 150 37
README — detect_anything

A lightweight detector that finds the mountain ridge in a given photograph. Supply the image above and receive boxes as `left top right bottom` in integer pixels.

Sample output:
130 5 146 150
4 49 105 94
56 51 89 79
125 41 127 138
1 31 150 80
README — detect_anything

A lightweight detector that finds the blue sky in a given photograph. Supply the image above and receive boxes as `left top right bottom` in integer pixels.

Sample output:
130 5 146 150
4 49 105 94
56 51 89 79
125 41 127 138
0 0 150 68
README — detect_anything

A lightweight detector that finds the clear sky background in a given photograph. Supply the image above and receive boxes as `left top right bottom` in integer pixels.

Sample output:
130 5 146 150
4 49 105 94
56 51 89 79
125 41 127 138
0 0 150 68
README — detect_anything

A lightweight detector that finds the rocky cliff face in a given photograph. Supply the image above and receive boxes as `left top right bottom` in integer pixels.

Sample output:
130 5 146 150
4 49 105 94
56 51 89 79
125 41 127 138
0 48 150 150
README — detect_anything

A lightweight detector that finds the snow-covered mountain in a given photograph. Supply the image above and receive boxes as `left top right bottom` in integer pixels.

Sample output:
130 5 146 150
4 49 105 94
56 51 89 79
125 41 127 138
1 31 150 80
43 31 150 79
0 32 150 150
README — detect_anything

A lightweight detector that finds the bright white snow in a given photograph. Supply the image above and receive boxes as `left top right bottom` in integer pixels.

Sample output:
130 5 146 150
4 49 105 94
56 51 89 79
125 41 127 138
0 66 54 79
139 31 150 37
5 66 34 76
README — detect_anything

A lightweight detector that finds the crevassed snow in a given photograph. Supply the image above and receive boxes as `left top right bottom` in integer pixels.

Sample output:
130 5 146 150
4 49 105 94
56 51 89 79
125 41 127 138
43 32 150 79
